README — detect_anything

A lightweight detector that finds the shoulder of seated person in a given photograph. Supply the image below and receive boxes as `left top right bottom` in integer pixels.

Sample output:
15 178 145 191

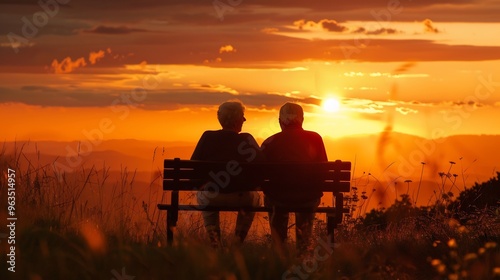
200 130 217 137
303 130 322 137
239 132 256 138
262 133 277 142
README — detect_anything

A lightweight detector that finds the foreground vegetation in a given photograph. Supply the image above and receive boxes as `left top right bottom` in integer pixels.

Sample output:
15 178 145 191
1 147 499 279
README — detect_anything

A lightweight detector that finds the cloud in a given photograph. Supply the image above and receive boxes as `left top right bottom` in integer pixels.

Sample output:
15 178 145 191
320 20 348 32
219 45 236 53
340 98 388 116
396 107 418 115
352 26 403 35
21 85 59 92
51 57 87 74
333 39 500 62
366 28 400 35
0 40 34 50
89 50 105 64
0 85 323 111
1 3 499 72
293 19 404 35
352 27 367 34
190 83 239 95
452 100 484 109
423 19 440 33
51 48 112 73
261 27 279 34
4 27 500 71
293 19 315 30
393 62 416 73
294 19 348 32
84 25 149 35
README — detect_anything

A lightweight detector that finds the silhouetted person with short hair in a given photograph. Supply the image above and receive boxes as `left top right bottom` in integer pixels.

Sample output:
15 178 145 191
191 101 261 247
262 102 328 252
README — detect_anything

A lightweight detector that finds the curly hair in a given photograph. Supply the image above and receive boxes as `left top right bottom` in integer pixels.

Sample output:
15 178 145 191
217 101 245 130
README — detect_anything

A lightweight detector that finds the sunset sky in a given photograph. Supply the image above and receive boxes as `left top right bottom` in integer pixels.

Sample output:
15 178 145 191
1 0 500 143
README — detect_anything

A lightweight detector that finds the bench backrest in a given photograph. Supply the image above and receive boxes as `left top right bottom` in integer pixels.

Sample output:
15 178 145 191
163 158 351 193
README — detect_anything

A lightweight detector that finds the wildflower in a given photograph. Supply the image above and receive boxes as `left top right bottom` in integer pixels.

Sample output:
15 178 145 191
448 218 460 228
431 259 446 274
458 226 468 233
431 259 441 266
80 221 107 254
485 242 497 249
448 238 457 248
449 161 456 165
493 267 500 276
463 253 477 261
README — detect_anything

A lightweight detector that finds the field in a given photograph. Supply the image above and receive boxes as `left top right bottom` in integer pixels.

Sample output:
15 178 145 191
1 146 500 280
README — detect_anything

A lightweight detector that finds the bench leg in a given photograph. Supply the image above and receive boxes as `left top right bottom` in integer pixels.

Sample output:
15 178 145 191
167 190 179 246
327 214 335 245
167 211 174 245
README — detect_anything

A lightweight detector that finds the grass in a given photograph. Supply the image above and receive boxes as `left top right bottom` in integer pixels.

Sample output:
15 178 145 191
1 145 500 279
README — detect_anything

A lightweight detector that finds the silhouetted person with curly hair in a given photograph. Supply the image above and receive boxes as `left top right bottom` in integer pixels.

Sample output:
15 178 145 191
191 101 262 247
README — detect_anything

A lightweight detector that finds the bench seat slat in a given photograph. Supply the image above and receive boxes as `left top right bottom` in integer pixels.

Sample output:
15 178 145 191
162 180 350 192
157 204 350 213
164 159 351 170
163 169 351 182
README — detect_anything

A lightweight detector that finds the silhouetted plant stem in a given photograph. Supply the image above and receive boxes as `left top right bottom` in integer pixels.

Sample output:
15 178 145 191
415 162 425 206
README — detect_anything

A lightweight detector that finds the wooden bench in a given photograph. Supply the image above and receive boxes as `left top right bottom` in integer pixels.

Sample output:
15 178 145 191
157 158 351 245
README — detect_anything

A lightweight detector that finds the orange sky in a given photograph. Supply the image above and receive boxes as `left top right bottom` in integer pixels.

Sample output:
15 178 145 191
1 0 500 143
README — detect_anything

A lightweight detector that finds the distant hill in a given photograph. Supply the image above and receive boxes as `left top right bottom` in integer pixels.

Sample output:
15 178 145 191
2 139 193 169
324 132 498 181
2 133 499 208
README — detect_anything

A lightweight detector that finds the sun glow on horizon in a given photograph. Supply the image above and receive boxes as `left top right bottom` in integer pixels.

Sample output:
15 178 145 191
322 97 341 113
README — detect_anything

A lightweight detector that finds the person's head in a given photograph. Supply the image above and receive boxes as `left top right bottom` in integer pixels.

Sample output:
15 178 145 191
279 102 304 129
217 101 246 132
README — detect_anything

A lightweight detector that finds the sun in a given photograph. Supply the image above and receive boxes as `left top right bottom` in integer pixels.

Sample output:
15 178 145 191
322 97 341 113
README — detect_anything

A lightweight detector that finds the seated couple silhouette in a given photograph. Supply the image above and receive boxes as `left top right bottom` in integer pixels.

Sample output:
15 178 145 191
191 101 328 250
